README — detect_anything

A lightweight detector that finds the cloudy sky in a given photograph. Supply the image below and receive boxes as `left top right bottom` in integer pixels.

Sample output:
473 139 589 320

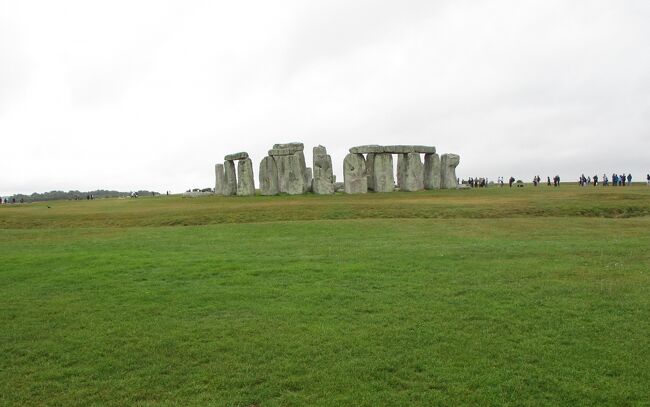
1 0 649 194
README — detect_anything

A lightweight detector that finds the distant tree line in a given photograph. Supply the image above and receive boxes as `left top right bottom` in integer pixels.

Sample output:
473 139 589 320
3 190 160 203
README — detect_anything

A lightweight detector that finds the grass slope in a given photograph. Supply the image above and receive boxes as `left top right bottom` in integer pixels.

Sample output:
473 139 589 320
1 186 649 405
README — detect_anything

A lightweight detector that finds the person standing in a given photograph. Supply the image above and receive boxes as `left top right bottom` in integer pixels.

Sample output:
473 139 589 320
627 173 632 186
647 174 650 186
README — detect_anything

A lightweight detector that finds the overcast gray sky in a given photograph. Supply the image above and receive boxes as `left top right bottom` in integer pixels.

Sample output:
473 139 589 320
1 0 649 194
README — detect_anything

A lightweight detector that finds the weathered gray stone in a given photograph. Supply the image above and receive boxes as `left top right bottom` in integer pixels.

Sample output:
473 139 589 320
372 153 394 192
268 147 302 156
224 152 249 161
273 142 304 150
424 153 441 190
275 151 308 195
259 156 278 196
214 163 225 195
343 153 367 194
223 160 237 196
298 152 310 193
349 145 385 154
236 158 255 196
269 143 304 156
384 145 436 154
440 154 460 189
366 153 375 191
397 153 424 192
334 182 344 192
313 145 334 195
305 167 313 193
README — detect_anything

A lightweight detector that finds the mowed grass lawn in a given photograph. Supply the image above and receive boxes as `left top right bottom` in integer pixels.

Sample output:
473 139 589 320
1 186 649 406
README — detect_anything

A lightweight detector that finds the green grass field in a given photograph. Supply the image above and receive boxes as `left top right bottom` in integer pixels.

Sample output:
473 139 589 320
1 185 649 406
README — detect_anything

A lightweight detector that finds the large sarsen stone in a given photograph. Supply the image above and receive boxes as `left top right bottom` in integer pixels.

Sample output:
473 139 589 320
223 160 237 196
440 154 460 189
215 163 225 195
343 153 367 194
259 156 278 196
424 153 441 190
237 158 255 196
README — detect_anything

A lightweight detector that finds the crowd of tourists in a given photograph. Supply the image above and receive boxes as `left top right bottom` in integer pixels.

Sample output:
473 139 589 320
462 172 650 188
578 173 639 186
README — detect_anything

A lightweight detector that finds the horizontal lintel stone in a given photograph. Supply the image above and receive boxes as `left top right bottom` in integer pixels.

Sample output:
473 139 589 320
224 152 249 161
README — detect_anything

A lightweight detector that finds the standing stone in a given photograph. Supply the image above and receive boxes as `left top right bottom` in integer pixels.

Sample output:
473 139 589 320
313 145 334 195
372 153 394 192
259 156 279 196
223 160 237 196
366 153 375 191
237 158 255 196
305 167 313 193
440 154 460 189
343 153 367 194
274 152 307 195
424 153 441 190
397 153 424 192
215 163 225 195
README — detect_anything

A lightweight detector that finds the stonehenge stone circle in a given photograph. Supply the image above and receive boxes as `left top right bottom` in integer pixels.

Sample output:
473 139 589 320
214 163 225 195
397 153 424 192
372 153 395 192
312 145 334 195
424 153 441 190
236 158 255 196
440 153 460 189
343 153 368 194
259 156 279 196
215 143 459 197
223 160 237 196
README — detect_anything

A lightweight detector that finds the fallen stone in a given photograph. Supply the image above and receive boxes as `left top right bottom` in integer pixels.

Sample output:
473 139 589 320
223 160 237 196
224 152 249 161
259 156 279 195
343 153 368 194
423 153 441 190
372 153 394 192
397 153 424 191
214 163 225 195
237 158 255 196
440 153 460 189
334 182 345 192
